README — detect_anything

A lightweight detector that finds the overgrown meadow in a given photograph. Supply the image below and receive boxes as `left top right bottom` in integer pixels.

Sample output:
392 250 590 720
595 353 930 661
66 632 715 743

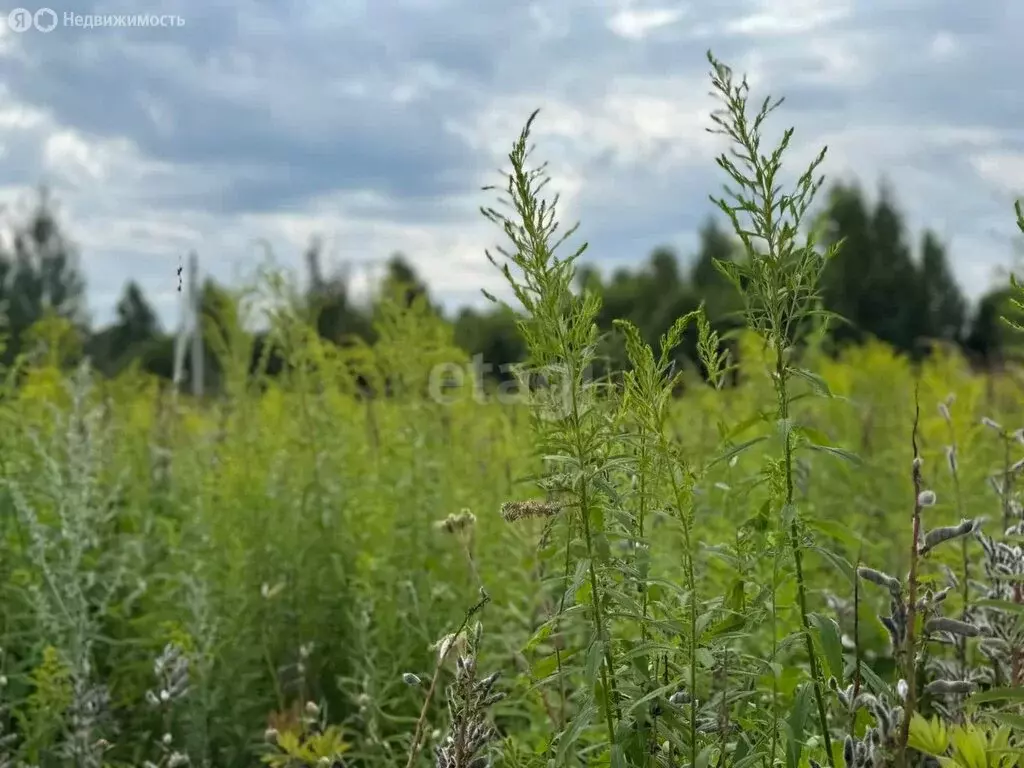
0 55 1022 768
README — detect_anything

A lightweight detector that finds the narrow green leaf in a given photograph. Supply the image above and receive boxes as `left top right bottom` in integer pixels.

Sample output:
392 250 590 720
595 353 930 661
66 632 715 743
855 660 893 698
807 519 863 549
808 545 857 586
710 436 768 468
983 712 1024 730
789 366 833 398
584 638 604 688
801 442 862 465
809 613 844 684
974 598 1024 615
970 686 1024 704
785 683 812 768
555 695 596 763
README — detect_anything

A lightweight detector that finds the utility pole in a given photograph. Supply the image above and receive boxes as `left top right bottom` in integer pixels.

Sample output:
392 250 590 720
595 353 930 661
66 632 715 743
189 251 203 397
172 251 203 398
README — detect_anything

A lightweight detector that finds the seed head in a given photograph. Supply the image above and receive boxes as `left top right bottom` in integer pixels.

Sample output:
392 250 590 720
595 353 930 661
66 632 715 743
402 672 421 686
261 582 284 600
924 617 980 637
434 632 468 666
857 566 902 597
917 490 937 507
988 474 1005 497
920 519 977 555
669 690 690 705
982 417 1002 433
923 679 977 696
500 499 562 523
435 509 477 534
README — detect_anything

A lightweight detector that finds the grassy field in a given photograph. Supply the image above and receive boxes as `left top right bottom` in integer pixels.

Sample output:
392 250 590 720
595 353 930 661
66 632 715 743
0 55 1022 768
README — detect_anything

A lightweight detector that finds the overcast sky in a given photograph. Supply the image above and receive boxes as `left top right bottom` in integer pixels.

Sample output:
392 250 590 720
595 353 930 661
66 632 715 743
0 0 1021 330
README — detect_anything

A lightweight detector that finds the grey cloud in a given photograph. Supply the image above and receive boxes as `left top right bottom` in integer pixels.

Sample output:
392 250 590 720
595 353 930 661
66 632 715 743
0 0 1019 328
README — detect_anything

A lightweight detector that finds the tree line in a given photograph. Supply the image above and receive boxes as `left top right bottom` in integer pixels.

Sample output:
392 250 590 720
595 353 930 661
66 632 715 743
0 180 1020 392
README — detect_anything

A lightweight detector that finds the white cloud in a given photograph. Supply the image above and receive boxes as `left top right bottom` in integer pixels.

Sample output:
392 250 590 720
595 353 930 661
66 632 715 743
0 0 1018 330
724 0 851 37
970 152 1024 196
0 96 47 130
43 131 113 183
451 71 716 173
528 3 572 40
928 31 960 60
607 6 687 40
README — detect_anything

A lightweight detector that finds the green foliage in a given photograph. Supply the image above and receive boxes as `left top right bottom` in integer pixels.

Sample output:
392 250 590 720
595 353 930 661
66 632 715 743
1003 201 1024 336
909 714 1023 768
263 703 351 768
0 187 87 367
0 51 1022 768
20 646 73 761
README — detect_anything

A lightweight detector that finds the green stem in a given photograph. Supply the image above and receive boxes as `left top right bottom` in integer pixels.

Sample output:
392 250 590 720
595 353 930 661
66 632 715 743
638 436 650 641
770 551 779 767
777 354 835 767
579 479 618 745
568 362 619 747
946 428 968 672
898 399 924 768
638 433 652 767
1002 434 1014 534
663 445 698 768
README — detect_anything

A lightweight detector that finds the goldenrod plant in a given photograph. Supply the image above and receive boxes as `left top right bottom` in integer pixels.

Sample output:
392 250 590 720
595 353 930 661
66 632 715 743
0 53 1021 768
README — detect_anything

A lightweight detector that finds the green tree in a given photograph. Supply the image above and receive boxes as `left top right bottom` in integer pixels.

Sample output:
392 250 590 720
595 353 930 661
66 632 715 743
114 281 159 346
869 183 924 353
380 253 429 309
820 180 927 356
87 280 161 374
0 188 87 365
964 286 1024 366
453 304 525 380
304 237 371 346
819 181 875 347
917 230 966 345
690 217 735 295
